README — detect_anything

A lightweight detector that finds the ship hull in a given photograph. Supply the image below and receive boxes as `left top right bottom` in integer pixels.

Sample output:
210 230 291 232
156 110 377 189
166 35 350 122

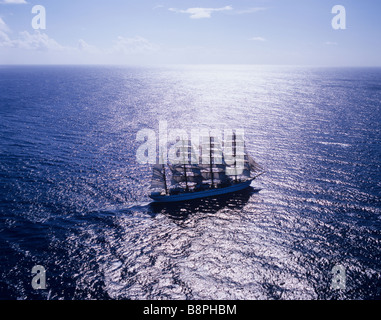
149 179 254 203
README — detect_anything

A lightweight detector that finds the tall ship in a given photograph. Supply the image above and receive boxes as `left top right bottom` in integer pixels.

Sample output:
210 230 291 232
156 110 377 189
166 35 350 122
149 131 264 203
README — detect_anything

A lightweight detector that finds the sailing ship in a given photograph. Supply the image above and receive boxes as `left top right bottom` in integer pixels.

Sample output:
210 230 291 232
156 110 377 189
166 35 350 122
149 131 264 203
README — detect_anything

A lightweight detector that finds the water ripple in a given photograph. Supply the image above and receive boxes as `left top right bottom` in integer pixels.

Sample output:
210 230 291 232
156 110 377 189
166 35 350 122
1 66 380 300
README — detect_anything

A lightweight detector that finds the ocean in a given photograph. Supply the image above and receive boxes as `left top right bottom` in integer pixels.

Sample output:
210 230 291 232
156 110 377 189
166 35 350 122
0 65 380 300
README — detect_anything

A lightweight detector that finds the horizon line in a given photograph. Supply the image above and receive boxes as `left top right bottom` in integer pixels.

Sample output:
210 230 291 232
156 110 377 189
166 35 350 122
1 63 381 68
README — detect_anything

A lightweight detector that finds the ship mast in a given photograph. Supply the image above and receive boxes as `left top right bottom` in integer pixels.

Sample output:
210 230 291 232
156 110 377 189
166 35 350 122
233 131 237 182
159 151 168 194
163 165 168 195
209 136 214 187
182 140 189 192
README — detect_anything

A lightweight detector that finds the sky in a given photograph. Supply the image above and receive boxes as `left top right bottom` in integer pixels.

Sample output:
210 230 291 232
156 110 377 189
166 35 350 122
0 0 380 66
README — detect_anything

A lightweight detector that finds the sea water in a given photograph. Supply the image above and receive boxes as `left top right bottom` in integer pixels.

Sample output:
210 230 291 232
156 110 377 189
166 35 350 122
0 65 380 299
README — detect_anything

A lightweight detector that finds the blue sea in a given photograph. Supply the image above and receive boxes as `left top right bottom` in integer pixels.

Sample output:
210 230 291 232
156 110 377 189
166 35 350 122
0 65 380 300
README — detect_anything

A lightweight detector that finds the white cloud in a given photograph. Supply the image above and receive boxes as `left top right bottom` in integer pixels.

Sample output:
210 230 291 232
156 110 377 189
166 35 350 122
1 0 27 4
250 37 266 42
0 29 158 58
77 39 100 54
169 6 233 19
110 36 158 55
0 17 10 32
0 31 11 46
325 41 338 46
152 4 164 10
0 28 68 51
0 28 161 64
0 18 12 47
234 7 266 14
14 31 64 51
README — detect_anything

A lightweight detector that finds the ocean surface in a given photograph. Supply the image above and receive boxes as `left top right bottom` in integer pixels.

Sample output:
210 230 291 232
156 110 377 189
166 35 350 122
0 65 380 300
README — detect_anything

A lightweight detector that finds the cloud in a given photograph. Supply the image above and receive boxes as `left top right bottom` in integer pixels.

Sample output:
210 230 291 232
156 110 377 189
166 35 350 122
14 31 64 51
152 4 164 10
0 18 13 47
77 39 101 54
0 28 67 51
0 31 11 46
110 36 158 55
250 37 266 42
169 6 233 19
0 28 161 64
0 17 10 32
234 7 266 14
0 28 158 58
168 6 266 18
1 0 27 4
325 41 338 46
77 36 159 57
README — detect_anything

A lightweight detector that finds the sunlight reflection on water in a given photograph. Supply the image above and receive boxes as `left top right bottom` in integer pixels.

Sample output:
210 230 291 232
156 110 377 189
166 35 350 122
0 65 380 299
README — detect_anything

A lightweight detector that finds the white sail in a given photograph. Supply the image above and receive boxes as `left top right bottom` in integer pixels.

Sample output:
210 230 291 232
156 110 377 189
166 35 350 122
201 171 229 181
151 129 264 193
169 164 202 173
225 166 244 176
248 155 263 173
169 163 203 186
169 139 190 165
151 164 167 189
168 138 201 165
171 173 203 184
200 164 225 172
200 135 223 165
